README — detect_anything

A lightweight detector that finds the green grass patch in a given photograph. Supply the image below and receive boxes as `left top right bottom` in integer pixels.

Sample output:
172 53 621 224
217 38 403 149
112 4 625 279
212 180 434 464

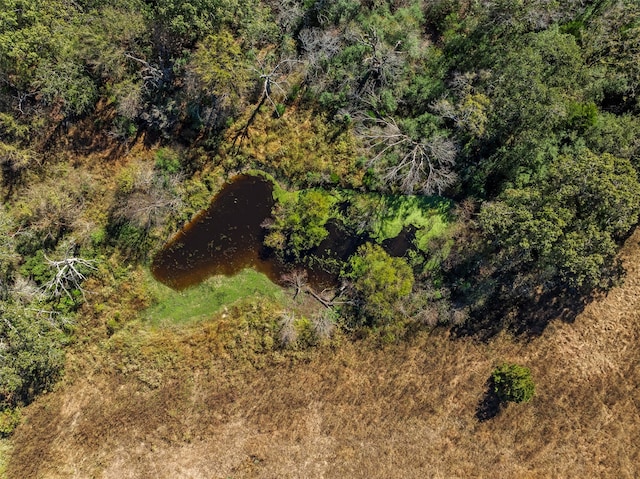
375 194 452 251
143 268 284 327
344 191 454 251
231 171 454 256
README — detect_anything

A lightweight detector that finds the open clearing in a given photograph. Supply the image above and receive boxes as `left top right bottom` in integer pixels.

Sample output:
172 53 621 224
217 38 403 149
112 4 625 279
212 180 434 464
6 230 640 478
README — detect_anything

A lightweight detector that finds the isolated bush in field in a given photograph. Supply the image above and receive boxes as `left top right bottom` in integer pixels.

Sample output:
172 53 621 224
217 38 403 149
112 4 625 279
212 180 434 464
492 363 535 404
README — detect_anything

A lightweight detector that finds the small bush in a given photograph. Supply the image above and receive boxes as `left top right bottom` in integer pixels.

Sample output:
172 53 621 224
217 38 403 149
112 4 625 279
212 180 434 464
154 148 182 175
0 409 21 437
274 103 286 117
492 363 535 403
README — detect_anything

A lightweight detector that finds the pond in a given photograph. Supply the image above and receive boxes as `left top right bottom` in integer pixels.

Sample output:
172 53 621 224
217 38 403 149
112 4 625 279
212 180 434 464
151 174 415 291
151 175 283 290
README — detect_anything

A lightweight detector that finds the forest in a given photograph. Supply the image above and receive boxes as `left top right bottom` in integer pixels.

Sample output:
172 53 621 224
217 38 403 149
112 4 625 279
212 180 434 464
1 0 640 477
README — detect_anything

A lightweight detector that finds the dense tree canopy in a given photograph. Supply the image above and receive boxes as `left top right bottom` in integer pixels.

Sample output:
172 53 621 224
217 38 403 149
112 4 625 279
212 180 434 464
480 147 640 288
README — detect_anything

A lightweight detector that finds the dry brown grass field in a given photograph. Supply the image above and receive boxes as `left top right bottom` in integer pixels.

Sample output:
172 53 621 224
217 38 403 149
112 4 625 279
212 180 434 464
6 229 640 478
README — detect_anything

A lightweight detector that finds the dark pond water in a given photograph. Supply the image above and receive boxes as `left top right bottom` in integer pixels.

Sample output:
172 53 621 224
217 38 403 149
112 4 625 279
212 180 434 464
151 175 344 290
151 175 282 289
151 174 415 291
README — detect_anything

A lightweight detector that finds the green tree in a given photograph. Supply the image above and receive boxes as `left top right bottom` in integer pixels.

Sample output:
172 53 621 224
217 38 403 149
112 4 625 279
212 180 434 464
264 189 337 261
582 0 640 112
187 28 252 126
479 147 640 288
0 209 19 299
343 242 414 324
148 0 275 51
0 304 66 409
492 363 535 404
0 0 65 87
33 60 97 116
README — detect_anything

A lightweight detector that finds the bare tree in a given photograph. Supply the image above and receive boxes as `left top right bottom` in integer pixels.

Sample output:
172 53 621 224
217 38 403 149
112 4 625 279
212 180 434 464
299 27 342 83
281 269 308 299
11 276 41 304
124 52 164 91
232 56 301 149
346 28 404 101
114 164 183 231
268 0 305 32
299 25 403 107
353 115 457 195
278 311 298 348
43 255 96 300
254 57 300 117
311 308 336 340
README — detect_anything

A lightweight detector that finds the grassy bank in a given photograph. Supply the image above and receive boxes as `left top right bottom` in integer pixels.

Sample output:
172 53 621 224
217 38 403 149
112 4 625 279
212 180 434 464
143 268 285 327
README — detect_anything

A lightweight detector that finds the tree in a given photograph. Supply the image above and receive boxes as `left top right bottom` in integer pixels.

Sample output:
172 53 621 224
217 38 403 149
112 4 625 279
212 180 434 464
479 147 640 288
0 0 66 88
354 114 457 195
188 29 252 112
582 0 640 112
253 55 301 118
431 71 491 139
33 59 97 116
264 189 337 261
492 363 535 403
0 209 19 299
343 242 414 324
147 0 276 54
448 27 592 195
0 303 65 409
298 27 342 85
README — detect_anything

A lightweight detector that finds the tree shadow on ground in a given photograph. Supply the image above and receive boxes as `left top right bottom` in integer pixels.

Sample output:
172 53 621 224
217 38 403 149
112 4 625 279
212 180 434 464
452 283 592 342
475 377 502 422
509 286 590 336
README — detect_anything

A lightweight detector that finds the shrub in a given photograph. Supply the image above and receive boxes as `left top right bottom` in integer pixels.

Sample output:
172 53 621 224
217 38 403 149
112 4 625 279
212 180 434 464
0 408 21 437
492 363 535 403
154 148 181 175
343 242 414 325
264 189 337 261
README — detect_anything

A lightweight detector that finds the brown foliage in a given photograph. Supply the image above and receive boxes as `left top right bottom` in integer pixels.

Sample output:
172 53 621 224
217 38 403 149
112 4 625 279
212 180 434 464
113 162 182 231
7 227 640 479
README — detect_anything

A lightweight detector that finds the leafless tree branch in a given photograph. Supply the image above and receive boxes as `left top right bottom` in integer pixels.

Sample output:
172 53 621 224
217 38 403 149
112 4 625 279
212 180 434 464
43 255 96 301
352 114 458 195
